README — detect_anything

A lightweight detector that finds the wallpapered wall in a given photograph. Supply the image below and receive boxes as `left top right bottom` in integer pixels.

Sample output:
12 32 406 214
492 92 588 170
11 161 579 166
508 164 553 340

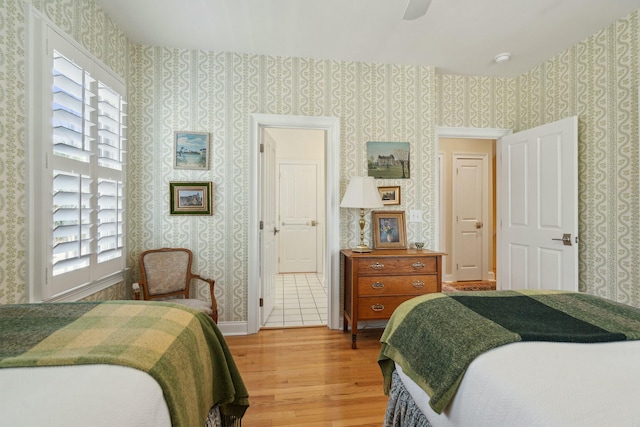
127 49 439 321
436 11 640 306
517 11 640 305
0 0 132 304
2 0 640 317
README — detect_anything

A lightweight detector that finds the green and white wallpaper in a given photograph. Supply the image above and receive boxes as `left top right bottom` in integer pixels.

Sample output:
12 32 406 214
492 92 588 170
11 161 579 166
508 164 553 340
517 11 640 305
2 0 640 318
127 50 439 321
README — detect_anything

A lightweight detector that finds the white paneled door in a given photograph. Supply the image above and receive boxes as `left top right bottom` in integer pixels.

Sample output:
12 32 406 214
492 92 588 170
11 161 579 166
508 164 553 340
499 116 578 291
453 154 488 281
278 163 318 273
260 135 277 324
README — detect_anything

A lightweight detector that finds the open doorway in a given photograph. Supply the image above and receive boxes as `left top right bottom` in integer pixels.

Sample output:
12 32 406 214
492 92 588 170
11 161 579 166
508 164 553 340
247 114 341 335
262 128 327 327
439 137 496 283
436 127 511 288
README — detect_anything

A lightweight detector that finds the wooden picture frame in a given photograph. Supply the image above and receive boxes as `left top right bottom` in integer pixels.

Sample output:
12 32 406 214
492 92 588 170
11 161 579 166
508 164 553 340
372 210 407 249
174 131 210 170
169 182 212 215
378 186 401 205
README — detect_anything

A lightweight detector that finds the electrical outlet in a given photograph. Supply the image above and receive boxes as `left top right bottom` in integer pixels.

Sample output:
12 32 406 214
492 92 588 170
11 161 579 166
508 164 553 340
409 210 423 223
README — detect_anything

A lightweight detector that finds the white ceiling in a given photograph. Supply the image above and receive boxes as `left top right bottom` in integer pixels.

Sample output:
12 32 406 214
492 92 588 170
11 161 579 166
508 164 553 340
95 0 640 77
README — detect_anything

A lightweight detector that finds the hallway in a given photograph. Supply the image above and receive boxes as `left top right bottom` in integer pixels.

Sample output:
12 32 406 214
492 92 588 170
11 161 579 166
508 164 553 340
263 273 327 327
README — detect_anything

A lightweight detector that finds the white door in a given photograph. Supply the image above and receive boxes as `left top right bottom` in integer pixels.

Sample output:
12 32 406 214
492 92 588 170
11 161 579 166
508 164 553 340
453 155 487 281
499 116 578 291
278 163 318 273
260 135 277 324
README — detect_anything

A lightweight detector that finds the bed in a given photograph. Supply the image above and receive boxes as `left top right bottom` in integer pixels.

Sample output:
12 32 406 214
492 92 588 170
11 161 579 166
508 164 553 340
0 300 249 427
379 290 640 427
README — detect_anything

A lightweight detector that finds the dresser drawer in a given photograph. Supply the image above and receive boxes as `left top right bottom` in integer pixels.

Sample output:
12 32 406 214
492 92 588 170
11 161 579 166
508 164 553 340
357 296 415 320
357 275 437 296
355 256 437 275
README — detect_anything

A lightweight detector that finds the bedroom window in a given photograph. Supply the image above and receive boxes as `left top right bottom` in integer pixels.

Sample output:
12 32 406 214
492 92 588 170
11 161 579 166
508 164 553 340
28 11 127 301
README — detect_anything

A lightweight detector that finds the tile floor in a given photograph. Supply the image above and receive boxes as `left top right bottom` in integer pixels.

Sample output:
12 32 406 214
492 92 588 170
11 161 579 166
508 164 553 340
263 273 328 328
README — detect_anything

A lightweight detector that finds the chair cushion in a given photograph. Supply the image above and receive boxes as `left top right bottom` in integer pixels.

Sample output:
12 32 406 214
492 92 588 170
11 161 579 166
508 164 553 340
165 298 214 315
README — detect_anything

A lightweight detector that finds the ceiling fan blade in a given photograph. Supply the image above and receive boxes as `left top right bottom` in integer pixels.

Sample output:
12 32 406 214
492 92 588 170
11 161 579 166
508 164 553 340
402 0 432 20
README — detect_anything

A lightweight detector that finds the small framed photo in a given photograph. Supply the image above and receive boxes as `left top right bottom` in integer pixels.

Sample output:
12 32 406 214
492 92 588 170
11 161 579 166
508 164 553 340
372 210 407 249
174 131 209 170
378 186 401 205
169 182 212 215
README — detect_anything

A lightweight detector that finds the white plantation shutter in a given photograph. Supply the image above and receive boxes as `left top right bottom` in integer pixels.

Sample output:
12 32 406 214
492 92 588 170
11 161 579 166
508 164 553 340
28 12 126 301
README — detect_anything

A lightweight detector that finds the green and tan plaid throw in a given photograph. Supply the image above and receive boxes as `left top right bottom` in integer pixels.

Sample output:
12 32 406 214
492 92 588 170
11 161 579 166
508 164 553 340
379 290 640 414
0 301 249 426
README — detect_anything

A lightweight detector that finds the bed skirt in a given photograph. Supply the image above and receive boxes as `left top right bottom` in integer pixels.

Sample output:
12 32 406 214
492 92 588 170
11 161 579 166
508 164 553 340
384 370 432 427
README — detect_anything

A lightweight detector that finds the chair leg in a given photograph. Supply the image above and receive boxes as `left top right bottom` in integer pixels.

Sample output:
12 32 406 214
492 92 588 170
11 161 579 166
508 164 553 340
211 298 218 324
208 311 218 324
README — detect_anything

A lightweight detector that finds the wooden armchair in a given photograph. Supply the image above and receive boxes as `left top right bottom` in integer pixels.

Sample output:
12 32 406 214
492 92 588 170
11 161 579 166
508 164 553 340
132 248 218 323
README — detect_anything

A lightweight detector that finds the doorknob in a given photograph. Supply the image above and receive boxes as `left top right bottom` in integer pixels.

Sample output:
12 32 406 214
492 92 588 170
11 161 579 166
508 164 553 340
475 221 483 229
273 227 280 236
311 220 317 227
552 233 572 246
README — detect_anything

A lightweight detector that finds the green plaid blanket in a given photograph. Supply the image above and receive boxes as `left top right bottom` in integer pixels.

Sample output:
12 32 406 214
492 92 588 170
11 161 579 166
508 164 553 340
0 301 248 426
379 290 640 414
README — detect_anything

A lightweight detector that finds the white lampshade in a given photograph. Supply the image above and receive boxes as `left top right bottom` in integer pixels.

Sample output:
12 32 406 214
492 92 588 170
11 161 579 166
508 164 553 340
340 176 383 253
340 176 383 209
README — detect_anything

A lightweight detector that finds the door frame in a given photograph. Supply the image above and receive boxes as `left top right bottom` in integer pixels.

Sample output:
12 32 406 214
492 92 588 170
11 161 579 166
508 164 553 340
435 126 512 284
248 114 340 334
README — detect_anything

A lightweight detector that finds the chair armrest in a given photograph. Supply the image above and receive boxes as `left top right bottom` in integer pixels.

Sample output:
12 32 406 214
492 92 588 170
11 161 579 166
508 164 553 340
193 275 218 323
132 282 141 300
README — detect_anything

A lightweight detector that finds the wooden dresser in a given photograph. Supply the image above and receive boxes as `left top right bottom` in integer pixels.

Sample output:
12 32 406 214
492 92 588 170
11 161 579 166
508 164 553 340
341 248 443 348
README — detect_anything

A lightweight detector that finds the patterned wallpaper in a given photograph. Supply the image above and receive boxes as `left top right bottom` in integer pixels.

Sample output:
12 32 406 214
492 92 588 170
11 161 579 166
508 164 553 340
127 51 438 321
0 0 131 304
517 11 640 306
0 0 26 304
437 74 517 129
2 0 640 317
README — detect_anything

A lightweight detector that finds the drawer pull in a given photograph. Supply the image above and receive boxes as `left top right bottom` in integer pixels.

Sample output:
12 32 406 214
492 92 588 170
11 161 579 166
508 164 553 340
371 304 385 312
412 280 425 289
370 262 384 270
371 281 385 289
412 262 426 269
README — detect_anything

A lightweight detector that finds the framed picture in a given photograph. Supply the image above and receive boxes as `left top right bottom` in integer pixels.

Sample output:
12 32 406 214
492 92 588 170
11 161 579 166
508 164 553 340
367 141 410 179
174 131 210 170
378 186 401 205
169 182 213 215
372 210 407 249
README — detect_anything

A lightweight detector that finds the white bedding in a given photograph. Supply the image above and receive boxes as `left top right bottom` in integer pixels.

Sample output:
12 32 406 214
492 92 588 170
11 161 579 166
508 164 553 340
0 364 172 427
396 340 640 427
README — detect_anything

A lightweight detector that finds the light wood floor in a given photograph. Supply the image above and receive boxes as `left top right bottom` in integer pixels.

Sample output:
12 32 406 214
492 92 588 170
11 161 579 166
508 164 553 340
225 327 388 427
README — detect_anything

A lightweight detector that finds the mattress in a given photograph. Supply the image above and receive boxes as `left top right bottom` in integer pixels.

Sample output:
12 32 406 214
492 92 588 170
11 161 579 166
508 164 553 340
395 340 640 427
0 364 172 427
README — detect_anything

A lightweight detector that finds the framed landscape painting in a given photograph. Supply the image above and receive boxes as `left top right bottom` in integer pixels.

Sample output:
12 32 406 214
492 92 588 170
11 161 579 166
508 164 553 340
169 182 213 215
174 131 209 170
367 141 410 179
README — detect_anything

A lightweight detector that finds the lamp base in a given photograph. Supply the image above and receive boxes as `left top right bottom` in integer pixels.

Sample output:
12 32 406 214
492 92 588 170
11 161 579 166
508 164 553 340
352 244 373 253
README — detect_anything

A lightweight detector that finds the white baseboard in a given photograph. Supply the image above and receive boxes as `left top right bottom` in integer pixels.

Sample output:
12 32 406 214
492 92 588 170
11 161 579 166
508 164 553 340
217 321 249 336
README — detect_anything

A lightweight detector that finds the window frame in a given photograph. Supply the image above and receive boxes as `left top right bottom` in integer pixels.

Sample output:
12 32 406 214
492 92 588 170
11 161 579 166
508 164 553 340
26 8 127 302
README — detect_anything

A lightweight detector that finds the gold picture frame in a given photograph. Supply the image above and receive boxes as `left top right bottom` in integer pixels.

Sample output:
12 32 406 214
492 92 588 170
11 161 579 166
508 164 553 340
378 186 401 205
169 182 213 215
372 210 407 249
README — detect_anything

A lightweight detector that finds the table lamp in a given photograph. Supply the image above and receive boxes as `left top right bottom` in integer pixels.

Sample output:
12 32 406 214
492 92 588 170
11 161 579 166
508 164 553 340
340 176 383 252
